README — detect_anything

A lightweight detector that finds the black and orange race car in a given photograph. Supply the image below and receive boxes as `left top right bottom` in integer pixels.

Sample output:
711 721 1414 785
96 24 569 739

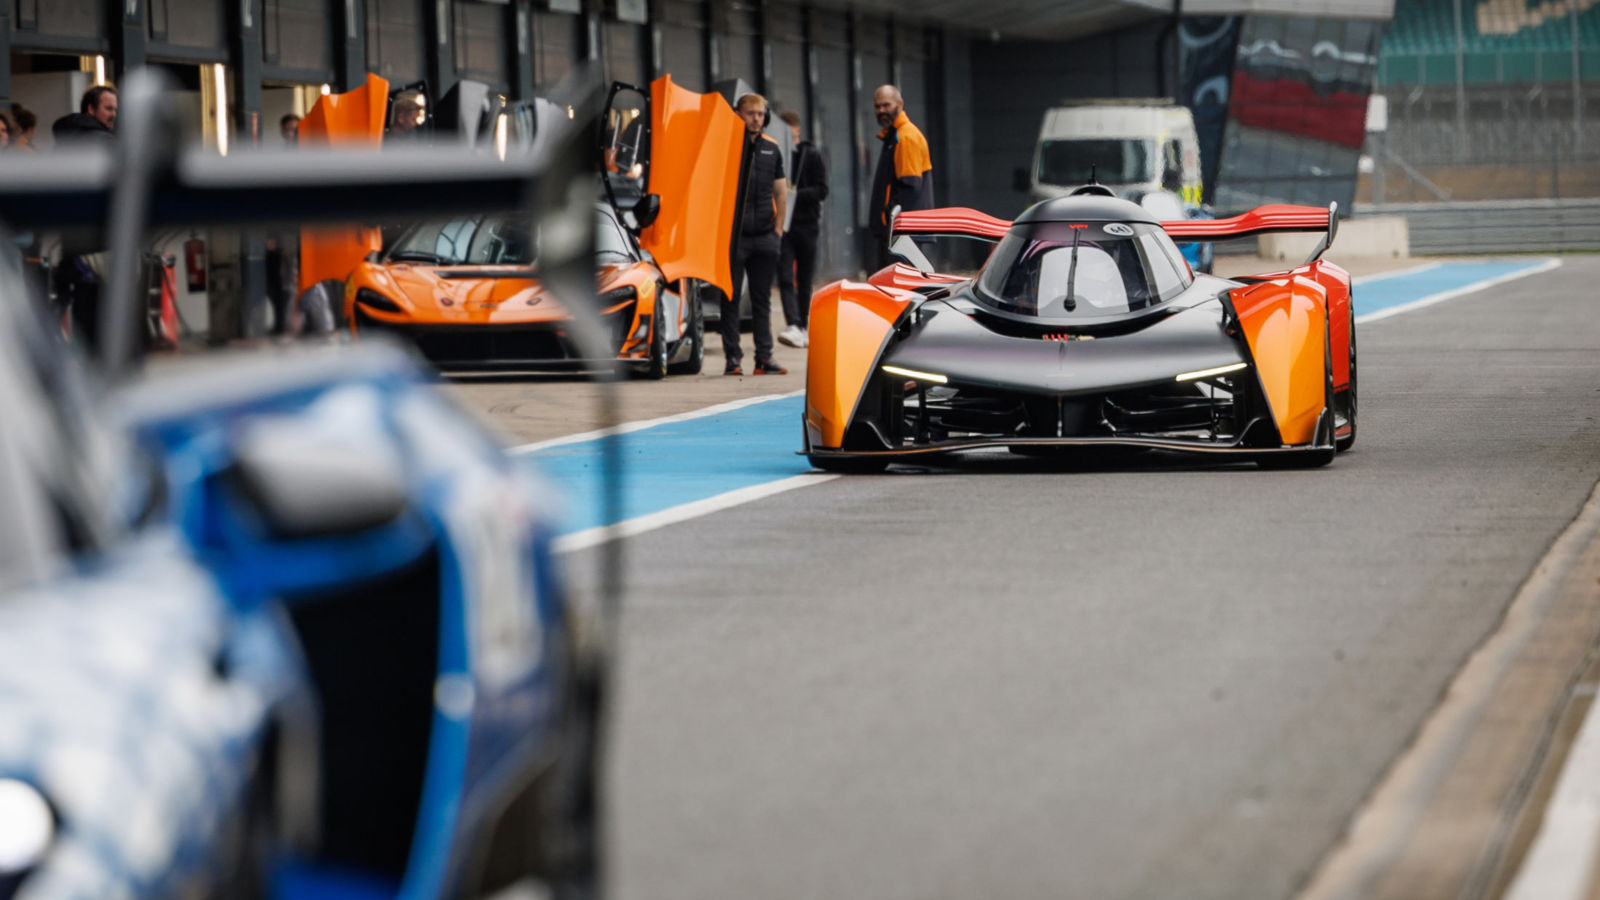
340 74 743 375
803 188 1356 471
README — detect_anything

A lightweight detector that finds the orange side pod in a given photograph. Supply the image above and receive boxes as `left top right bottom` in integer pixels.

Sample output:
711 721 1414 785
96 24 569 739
638 75 744 298
298 73 390 294
805 283 912 450
1230 277 1329 446
1300 260 1353 390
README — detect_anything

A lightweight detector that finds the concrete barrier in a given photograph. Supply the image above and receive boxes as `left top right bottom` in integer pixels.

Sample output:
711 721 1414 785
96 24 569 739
1258 215 1410 261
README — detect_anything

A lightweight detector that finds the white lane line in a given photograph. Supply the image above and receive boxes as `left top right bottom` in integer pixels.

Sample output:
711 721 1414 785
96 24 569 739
509 389 804 455
1350 262 1445 285
1296 475 1600 900
1504 683 1600 900
1355 258 1563 325
552 473 837 554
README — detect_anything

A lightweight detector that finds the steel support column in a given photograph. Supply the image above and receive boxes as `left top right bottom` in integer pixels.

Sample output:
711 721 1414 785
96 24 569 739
429 0 456 99
757 0 771 95
337 0 367 92
232 0 264 144
848 13 865 270
513 1 534 99
0 5 11 106
112 0 149 86
231 0 268 338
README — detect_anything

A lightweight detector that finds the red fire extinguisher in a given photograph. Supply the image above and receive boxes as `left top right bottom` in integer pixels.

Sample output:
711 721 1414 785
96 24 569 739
183 237 207 292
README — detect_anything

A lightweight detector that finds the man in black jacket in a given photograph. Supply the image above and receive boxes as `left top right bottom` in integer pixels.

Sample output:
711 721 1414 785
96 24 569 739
51 86 118 352
724 93 789 376
51 85 117 145
776 109 827 348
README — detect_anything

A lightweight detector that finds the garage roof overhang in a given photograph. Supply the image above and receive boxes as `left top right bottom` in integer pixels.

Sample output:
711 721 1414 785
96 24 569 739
810 0 1393 41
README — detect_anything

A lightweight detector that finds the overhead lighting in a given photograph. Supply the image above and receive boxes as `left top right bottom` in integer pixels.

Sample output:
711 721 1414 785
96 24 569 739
494 112 508 160
213 64 229 156
882 364 947 384
1175 361 1248 382
320 83 332 95
94 55 107 86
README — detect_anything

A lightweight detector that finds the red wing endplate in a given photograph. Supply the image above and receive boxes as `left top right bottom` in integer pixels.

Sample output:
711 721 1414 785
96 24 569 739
891 207 1012 242
1161 204 1331 240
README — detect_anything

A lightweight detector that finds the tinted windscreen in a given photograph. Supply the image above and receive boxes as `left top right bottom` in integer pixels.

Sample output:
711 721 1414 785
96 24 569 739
388 217 537 266
975 222 1190 319
594 208 634 264
1037 139 1154 187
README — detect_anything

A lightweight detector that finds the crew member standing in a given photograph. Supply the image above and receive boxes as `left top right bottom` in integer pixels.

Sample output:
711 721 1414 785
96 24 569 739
866 84 932 270
776 109 827 348
723 93 788 376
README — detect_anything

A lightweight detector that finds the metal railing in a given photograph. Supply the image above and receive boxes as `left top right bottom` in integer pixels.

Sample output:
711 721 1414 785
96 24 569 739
1360 197 1600 253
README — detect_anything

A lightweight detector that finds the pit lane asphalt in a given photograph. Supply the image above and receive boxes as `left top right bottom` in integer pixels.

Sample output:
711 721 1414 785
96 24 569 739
487 257 1600 899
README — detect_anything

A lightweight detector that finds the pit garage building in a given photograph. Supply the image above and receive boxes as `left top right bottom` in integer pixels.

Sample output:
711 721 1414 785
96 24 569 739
2 0 1395 339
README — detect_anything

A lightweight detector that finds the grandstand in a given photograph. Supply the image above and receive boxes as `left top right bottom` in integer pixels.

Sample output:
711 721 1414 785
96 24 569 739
1378 0 1600 86
1360 0 1599 203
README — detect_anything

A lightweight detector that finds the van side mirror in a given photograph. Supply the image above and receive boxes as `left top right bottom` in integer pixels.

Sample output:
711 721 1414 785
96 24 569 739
1012 167 1030 193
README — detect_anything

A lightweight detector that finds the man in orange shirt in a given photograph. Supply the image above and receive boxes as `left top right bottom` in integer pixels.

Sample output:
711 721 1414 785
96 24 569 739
867 84 932 270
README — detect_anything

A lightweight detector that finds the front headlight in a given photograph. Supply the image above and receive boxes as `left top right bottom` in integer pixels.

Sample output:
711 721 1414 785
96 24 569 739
355 288 403 313
1175 362 1247 382
882 364 948 385
598 285 638 308
0 779 54 878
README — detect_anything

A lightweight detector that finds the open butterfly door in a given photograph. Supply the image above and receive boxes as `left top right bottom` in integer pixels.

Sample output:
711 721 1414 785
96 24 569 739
297 73 390 295
633 74 744 299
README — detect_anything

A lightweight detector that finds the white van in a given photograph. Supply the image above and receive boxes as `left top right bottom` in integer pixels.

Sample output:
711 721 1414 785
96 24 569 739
1022 100 1203 207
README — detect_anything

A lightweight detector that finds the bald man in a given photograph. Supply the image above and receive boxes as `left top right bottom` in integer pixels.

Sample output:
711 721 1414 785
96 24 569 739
867 85 933 270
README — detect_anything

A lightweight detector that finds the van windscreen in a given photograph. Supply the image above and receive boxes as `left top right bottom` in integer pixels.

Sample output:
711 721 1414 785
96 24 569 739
1037 139 1154 187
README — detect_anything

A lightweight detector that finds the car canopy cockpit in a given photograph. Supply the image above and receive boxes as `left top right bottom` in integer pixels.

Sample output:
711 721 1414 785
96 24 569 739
972 196 1194 323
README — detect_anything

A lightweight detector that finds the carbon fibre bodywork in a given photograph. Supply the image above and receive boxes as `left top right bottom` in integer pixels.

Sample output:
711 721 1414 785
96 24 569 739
804 195 1355 471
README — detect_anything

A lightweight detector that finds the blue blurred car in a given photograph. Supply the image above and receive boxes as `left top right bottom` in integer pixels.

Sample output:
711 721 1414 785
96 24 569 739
0 262 601 898
0 72 604 896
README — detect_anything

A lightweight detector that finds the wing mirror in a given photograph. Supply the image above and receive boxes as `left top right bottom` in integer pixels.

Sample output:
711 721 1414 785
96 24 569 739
228 423 408 541
633 193 661 230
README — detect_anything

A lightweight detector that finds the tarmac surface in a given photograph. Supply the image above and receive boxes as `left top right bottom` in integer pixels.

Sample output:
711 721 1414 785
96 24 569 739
451 255 1600 899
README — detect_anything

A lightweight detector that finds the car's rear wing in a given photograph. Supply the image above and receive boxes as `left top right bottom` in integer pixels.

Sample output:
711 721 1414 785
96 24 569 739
890 207 1011 243
1162 202 1339 265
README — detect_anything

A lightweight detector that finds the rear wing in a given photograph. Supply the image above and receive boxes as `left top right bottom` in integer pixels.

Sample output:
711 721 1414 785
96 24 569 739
890 207 1011 243
1162 202 1339 264
890 201 1339 266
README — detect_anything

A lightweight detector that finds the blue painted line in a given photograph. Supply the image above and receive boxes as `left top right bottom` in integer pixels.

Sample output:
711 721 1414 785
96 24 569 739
1353 259 1551 317
522 394 808 535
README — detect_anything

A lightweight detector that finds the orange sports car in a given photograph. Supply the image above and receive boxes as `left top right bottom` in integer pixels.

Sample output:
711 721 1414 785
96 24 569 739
804 190 1356 471
342 74 744 375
